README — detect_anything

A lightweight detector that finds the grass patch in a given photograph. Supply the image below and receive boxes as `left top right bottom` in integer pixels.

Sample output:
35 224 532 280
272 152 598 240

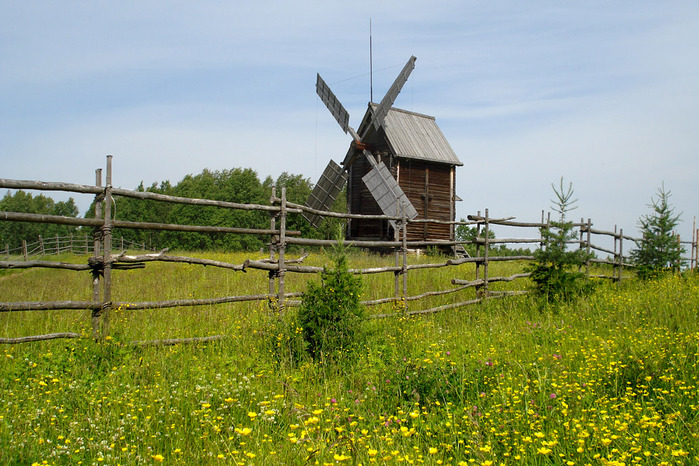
1 251 698 464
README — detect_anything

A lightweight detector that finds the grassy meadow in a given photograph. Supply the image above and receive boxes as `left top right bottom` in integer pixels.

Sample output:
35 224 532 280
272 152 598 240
0 250 698 465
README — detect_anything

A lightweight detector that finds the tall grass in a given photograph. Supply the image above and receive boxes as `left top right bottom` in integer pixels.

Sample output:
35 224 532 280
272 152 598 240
1 251 697 464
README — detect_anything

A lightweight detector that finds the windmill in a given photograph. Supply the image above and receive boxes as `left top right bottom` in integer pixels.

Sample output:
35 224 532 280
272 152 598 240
303 56 420 230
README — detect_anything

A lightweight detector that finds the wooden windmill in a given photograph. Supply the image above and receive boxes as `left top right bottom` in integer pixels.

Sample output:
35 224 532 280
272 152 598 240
305 56 462 245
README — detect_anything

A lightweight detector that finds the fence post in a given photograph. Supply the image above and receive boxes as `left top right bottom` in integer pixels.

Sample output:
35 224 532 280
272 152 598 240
539 210 544 250
586 218 592 280
101 156 114 339
276 187 287 311
394 204 400 303
613 225 619 285
475 210 481 283
618 228 624 287
483 209 490 298
22 240 27 261
56 235 60 255
578 218 584 273
92 168 103 340
694 223 698 271
268 186 277 303
401 203 408 312
691 217 696 271
692 217 696 271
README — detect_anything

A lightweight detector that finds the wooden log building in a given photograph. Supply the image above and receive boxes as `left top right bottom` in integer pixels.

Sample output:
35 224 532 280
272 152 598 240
346 104 463 243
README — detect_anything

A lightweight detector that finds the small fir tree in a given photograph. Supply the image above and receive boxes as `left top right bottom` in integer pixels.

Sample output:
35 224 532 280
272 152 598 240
631 184 684 279
298 229 365 362
528 178 591 302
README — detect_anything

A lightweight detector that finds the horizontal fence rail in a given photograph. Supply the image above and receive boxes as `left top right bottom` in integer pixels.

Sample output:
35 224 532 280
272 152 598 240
1 156 697 345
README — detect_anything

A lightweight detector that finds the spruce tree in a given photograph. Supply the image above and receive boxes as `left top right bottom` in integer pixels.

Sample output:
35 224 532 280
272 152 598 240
528 178 591 302
631 184 684 279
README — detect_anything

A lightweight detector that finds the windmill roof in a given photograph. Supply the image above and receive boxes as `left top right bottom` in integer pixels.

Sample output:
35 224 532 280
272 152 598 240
362 104 463 166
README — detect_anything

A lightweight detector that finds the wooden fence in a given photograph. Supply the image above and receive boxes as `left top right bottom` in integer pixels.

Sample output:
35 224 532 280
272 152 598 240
2 234 152 261
1 155 697 345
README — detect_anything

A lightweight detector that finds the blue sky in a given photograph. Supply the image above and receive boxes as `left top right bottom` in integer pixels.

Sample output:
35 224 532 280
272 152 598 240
2 1 698 245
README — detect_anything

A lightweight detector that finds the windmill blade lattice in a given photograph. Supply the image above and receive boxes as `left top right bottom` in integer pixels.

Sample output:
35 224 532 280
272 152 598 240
362 161 418 229
303 160 349 228
371 56 416 132
305 56 420 228
316 74 350 135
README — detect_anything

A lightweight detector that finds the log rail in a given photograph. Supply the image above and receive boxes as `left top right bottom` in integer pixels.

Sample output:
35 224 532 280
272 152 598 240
1 157 696 345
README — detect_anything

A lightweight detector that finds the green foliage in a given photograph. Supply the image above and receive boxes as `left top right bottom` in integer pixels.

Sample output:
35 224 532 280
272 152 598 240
262 307 307 369
456 224 492 244
528 178 591 302
631 184 684 279
0 190 79 248
298 230 365 362
456 220 531 257
89 169 319 252
88 168 350 252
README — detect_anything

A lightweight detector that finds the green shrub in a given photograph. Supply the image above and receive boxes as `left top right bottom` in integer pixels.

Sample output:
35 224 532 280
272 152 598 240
298 231 365 363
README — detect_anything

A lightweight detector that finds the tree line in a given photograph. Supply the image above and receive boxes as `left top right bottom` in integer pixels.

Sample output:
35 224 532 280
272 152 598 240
88 168 345 252
1 169 687 276
1 168 346 252
0 191 79 249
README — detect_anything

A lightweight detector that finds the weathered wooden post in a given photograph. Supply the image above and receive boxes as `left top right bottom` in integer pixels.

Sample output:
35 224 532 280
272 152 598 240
482 209 490 298
475 210 482 284
585 218 592 279
578 218 584 273
539 210 545 251
276 187 287 311
92 168 103 340
268 186 277 303
22 240 27 261
394 203 401 303
692 217 696 271
613 226 619 285
102 155 114 339
401 202 408 312
618 228 624 287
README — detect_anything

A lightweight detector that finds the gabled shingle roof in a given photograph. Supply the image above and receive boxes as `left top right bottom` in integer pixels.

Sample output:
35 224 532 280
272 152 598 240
361 104 462 166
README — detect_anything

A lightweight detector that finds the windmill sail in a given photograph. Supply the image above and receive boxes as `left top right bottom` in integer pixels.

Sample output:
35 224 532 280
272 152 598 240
362 161 418 229
308 56 420 232
316 74 350 134
372 56 417 131
303 160 349 227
